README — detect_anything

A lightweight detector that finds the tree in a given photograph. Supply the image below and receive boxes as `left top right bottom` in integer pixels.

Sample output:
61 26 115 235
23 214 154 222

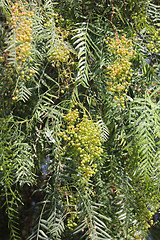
0 0 160 239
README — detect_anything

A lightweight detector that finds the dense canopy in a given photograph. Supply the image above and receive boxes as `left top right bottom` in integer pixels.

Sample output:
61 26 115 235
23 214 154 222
1 0 160 239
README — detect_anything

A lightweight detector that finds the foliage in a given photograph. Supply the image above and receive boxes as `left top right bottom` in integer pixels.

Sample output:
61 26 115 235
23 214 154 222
1 0 160 239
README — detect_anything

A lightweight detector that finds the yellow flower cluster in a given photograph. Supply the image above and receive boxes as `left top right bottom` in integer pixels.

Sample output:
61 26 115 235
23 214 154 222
50 28 70 63
60 109 103 181
9 1 35 81
10 2 34 63
147 29 160 53
45 14 71 67
105 36 136 108
128 182 159 239
132 8 160 54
